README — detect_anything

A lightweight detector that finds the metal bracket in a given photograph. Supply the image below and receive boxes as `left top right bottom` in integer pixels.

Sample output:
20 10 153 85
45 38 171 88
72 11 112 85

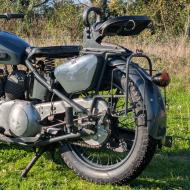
125 53 153 115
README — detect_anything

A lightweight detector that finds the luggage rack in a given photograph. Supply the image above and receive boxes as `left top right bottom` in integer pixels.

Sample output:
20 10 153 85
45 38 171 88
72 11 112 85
91 51 153 117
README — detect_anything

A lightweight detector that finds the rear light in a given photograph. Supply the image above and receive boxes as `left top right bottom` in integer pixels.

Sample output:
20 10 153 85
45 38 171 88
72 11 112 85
152 71 170 87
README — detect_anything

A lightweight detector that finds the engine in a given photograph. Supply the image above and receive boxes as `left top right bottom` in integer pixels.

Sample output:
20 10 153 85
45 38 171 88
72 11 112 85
0 63 110 141
0 60 54 137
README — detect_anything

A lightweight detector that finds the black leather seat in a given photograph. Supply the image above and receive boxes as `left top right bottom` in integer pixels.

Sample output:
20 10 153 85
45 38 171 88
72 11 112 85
26 45 81 59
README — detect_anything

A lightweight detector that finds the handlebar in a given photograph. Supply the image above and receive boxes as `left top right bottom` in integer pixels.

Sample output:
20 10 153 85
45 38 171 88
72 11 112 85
0 13 24 20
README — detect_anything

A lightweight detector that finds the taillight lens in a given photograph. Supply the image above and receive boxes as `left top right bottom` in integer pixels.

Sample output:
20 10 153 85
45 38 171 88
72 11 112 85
152 71 170 87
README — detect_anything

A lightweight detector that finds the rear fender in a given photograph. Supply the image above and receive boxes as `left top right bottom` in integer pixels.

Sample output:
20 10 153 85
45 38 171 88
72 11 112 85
114 63 166 140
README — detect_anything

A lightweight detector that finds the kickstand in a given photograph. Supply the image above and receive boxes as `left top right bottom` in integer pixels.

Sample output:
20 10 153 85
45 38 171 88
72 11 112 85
21 148 46 178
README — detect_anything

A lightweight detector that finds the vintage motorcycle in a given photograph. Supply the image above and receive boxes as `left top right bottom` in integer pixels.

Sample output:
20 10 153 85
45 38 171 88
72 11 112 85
0 1 171 184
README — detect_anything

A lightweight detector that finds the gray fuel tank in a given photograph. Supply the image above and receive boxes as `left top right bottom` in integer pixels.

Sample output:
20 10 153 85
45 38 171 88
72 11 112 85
54 55 104 93
0 31 29 65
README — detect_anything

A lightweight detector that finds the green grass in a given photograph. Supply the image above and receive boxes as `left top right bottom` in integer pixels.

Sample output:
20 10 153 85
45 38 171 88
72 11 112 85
1 75 190 190
0 145 190 190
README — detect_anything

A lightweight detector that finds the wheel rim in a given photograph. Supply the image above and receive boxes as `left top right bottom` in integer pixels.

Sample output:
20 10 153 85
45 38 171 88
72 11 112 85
70 82 144 170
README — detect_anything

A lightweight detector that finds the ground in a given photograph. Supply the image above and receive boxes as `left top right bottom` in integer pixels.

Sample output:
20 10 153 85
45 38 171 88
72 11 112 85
0 145 190 190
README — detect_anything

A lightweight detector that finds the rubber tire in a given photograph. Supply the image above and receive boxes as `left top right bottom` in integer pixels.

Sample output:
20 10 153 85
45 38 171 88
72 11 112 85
60 78 157 184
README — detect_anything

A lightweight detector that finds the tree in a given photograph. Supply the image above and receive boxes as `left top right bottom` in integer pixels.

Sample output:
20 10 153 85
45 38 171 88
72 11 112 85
128 0 190 36
0 0 189 39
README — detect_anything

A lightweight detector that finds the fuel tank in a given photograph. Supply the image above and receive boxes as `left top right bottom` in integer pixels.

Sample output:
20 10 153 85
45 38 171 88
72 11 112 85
54 55 104 93
0 31 29 65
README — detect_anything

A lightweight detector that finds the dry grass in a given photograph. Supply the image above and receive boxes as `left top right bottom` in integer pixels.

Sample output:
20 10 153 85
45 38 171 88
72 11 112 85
122 37 190 65
120 37 190 86
27 37 81 47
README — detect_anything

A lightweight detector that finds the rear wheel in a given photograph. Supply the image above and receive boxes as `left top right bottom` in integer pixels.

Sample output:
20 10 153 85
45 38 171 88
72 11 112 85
60 77 157 184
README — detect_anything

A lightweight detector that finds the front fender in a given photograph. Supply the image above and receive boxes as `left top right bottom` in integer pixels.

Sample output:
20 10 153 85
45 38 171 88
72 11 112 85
113 62 166 140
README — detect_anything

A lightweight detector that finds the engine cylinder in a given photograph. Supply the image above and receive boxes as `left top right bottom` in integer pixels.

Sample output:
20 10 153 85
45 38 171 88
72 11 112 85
5 70 26 100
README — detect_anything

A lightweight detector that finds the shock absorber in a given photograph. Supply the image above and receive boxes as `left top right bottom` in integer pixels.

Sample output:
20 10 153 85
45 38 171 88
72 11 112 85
65 107 74 134
44 58 55 73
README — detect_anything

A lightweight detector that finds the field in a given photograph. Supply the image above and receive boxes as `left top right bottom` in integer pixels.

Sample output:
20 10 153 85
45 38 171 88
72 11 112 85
0 38 190 190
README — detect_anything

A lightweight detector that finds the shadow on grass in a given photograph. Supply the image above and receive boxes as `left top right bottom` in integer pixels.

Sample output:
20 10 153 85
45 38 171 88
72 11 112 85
131 149 190 190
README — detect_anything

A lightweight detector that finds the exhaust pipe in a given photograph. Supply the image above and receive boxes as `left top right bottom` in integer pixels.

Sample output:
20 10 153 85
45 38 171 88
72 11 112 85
35 133 81 147
0 133 81 147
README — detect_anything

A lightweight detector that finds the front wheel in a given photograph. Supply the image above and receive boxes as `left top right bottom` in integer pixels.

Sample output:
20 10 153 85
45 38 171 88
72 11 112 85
60 77 157 184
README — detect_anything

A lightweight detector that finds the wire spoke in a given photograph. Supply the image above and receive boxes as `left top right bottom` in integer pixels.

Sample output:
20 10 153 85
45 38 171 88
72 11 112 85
72 83 139 168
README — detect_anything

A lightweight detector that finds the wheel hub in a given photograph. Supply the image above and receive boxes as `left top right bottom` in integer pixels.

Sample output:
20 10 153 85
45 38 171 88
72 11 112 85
82 99 110 147
82 120 110 146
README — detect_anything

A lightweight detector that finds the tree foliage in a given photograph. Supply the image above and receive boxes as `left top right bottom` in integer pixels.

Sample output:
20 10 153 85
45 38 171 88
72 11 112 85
0 0 189 39
130 0 190 36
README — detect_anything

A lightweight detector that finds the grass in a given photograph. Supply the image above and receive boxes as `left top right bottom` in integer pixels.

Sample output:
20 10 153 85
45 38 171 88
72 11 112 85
0 145 190 190
1 38 190 190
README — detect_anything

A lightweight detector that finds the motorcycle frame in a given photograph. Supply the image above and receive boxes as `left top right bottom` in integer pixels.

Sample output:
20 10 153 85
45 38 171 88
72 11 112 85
0 3 172 178
0 3 168 146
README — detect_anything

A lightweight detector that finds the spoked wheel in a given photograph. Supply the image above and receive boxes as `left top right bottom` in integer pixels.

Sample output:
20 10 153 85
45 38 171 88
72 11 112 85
60 78 157 184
